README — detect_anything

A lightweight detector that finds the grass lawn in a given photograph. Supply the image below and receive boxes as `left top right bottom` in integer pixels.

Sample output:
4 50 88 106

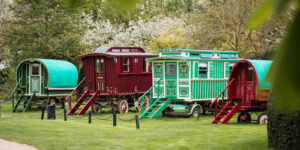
0 102 268 150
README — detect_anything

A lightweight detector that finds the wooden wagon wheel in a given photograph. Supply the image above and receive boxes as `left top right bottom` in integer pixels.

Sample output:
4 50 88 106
135 95 149 112
237 111 251 123
118 99 129 114
64 99 71 109
190 104 204 117
92 104 102 114
257 112 268 124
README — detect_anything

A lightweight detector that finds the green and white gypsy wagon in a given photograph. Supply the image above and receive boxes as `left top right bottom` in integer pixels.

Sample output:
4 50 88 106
138 49 240 118
11 58 78 112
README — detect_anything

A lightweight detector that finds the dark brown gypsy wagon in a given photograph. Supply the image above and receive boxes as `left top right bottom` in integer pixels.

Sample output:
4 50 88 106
66 47 157 115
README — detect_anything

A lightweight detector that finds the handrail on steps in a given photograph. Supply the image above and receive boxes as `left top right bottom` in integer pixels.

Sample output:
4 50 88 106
10 77 22 108
209 78 235 117
65 76 86 109
137 77 163 114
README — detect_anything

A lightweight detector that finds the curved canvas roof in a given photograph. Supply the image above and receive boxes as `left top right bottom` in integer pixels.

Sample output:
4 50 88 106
16 59 78 88
248 60 272 89
232 60 272 89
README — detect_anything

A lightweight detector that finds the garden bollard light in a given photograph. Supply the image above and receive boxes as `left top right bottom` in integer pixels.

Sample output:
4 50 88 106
136 115 140 129
113 104 117 127
89 111 92 124
64 109 67 121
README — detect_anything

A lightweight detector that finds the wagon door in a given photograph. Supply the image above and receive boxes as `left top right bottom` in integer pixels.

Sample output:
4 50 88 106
29 63 41 94
165 62 177 98
243 66 256 106
95 57 105 93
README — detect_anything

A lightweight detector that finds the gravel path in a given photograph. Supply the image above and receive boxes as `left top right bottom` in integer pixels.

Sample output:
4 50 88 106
0 139 38 150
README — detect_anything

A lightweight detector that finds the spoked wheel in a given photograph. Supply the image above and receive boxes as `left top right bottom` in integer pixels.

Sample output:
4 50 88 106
237 111 251 123
257 112 268 124
136 95 149 112
162 107 173 117
190 104 204 118
118 99 129 114
92 104 102 114
65 99 71 109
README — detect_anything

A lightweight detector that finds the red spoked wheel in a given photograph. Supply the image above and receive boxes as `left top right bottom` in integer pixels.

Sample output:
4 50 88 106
135 95 149 112
92 104 102 114
237 112 251 123
118 99 129 114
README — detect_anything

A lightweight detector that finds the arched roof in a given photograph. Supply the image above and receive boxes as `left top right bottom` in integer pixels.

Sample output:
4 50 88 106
247 60 272 89
231 59 272 89
16 58 78 88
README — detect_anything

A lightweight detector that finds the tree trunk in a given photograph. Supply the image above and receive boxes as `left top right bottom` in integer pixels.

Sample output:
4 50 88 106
267 92 300 150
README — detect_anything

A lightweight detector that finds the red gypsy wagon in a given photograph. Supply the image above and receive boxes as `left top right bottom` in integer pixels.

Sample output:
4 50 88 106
66 47 157 115
209 60 272 124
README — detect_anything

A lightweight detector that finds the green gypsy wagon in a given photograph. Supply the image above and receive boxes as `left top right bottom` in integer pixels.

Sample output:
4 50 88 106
11 58 78 112
138 49 240 118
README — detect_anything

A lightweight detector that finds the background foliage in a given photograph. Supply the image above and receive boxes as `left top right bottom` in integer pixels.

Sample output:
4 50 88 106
0 0 294 101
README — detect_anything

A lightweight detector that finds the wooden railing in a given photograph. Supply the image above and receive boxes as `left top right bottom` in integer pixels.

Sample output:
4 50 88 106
209 78 235 117
10 77 22 109
137 77 163 114
65 77 86 109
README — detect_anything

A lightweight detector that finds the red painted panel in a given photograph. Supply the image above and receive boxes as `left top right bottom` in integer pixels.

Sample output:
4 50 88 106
82 54 154 97
229 61 258 107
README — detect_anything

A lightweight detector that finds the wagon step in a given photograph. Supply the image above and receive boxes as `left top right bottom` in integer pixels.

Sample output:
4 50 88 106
12 92 24 112
140 99 171 119
68 90 100 115
211 102 241 124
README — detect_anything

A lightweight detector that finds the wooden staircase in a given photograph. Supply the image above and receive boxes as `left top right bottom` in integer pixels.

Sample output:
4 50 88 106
23 93 35 112
11 91 24 112
211 102 240 124
209 78 239 124
68 90 99 115
140 98 171 119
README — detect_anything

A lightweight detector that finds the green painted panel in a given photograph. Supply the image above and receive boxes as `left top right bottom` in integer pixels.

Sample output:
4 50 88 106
179 81 189 85
200 53 212 58
221 53 236 59
165 80 177 97
154 80 164 85
190 61 193 79
154 86 164 97
194 62 198 78
178 62 189 79
162 53 181 55
154 62 164 78
179 87 189 97
172 104 186 110
225 63 229 78
31 77 40 93
191 80 228 100
209 63 214 78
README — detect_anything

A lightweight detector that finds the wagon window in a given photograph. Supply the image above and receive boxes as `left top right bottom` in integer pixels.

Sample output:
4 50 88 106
247 67 253 81
131 49 138 52
96 59 100 73
166 63 176 77
229 63 234 72
198 63 207 78
31 65 39 76
111 49 120 52
100 58 104 73
123 57 130 72
122 49 130 52
143 58 149 72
